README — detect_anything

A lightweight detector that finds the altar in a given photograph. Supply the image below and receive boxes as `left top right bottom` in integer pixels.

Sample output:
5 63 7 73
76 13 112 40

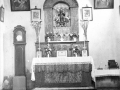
31 56 95 88
30 0 94 88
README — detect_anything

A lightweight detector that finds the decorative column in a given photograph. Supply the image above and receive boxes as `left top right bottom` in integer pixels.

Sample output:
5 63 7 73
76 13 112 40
31 21 42 57
31 6 42 57
80 6 92 41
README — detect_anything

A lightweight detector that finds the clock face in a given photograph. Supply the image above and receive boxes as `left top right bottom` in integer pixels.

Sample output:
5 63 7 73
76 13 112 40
16 31 23 41
16 35 23 41
14 25 26 44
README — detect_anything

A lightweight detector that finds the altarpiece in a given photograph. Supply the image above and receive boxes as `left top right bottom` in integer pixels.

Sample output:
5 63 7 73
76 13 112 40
33 0 92 88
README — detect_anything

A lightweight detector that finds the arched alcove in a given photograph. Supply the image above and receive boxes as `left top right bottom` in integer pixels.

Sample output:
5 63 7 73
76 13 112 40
43 0 78 9
43 0 79 39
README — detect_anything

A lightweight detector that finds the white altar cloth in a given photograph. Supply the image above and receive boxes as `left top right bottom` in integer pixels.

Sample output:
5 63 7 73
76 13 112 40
31 56 95 81
94 69 120 77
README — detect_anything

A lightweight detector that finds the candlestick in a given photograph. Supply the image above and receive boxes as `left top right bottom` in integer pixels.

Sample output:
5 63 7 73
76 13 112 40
83 36 86 50
48 54 50 57
38 31 40 57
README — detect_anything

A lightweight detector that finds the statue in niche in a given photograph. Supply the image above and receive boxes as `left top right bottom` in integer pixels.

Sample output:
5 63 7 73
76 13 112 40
53 3 71 41
54 8 70 27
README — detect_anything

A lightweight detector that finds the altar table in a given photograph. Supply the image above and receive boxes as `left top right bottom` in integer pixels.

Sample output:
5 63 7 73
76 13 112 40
31 56 95 87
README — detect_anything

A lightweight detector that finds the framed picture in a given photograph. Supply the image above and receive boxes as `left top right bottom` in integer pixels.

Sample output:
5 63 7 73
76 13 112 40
31 8 41 22
10 0 30 11
94 0 114 9
57 50 67 57
0 6 4 22
82 7 93 21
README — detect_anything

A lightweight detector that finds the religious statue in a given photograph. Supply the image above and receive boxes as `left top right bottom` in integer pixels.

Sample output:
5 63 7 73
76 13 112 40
52 3 71 41
54 8 70 27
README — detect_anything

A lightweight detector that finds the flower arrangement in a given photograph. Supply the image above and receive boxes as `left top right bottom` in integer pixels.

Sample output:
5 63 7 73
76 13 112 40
44 46 52 57
69 33 79 41
73 46 79 53
31 21 41 30
45 32 54 42
69 46 80 57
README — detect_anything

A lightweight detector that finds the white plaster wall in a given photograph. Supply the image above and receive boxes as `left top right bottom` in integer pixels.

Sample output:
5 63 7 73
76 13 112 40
78 0 120 68
3 0 120 76
114 0 120 67
0 21 4 90
92 0 120 68
3 0 45 76
0 0 4 89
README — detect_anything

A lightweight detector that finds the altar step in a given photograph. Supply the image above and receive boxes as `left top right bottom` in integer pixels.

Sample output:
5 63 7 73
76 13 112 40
33 87 95 90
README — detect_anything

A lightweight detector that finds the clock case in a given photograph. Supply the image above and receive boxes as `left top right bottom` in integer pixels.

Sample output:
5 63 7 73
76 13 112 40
13 25 26 76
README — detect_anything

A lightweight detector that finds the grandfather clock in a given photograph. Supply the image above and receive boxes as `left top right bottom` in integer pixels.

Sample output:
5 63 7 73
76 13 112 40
13 25 26 76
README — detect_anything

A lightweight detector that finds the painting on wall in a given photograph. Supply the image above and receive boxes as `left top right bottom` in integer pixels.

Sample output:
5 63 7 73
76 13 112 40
94 0 114 9
0 6 4 22
82 7 93 21
10 0 30 11
31 8 41 22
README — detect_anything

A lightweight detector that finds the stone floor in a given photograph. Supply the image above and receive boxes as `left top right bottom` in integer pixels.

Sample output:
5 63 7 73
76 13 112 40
32 88 119 90
33 87 95 90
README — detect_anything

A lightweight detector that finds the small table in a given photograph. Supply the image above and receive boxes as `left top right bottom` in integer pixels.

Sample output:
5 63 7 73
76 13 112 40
94 69 120 77
94 69 120 88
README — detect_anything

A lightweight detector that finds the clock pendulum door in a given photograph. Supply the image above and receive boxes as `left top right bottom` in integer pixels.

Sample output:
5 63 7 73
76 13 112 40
14 45 25 76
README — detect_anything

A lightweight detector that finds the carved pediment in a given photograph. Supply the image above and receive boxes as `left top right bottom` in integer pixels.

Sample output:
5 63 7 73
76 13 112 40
43 0 78 9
